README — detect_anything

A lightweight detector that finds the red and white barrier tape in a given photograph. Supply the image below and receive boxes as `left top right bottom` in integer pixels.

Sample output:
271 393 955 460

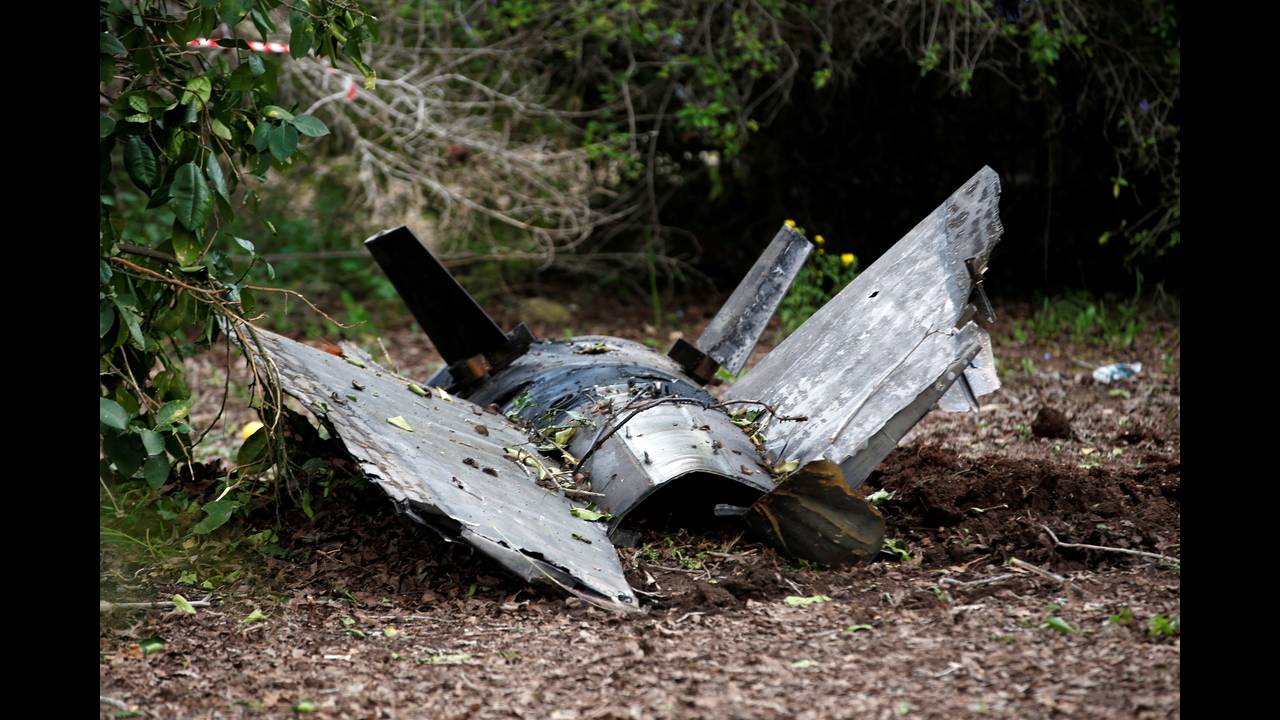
184 37 360 101
186 37 290 54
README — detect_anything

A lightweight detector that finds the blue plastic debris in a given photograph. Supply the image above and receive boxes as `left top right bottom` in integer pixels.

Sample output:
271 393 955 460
1092 362 1142 384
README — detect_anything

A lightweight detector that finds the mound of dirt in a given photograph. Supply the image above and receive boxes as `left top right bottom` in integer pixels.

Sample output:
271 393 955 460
866 446 1180 570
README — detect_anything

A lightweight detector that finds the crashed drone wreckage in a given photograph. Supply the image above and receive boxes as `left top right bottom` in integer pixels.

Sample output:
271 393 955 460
237 166 1005 611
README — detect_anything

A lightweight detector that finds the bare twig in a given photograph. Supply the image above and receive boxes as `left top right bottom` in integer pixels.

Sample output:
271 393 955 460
781 577 806 596
562 488 606 499
243 285 357 329
100 598 213 612
119 242 180 265
100 696 130 710
1041 524 1179 565
375 336 400 375
939 573 1018 589
1007 557 1067 584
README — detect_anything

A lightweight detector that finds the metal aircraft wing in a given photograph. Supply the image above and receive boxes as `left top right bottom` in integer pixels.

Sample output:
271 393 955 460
239 324 639 610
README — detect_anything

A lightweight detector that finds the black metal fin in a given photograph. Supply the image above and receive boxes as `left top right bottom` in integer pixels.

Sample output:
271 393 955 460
365 226 532 384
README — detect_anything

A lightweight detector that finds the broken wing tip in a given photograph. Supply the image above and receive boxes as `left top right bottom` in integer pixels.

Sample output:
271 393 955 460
976 165 1001 189
948 167 1005 260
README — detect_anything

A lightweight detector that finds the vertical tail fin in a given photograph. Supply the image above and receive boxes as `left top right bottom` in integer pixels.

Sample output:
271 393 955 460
365 226 510 364
365 226 532 384
723 167 1004 489
669 225 812 381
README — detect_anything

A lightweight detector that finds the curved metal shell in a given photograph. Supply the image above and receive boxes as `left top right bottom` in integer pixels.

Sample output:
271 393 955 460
563 398 775 530
458 338 773 529
464 336 701 409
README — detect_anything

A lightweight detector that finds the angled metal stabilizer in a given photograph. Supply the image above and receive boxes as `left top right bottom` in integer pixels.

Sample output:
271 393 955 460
239 324 638 610
725 166 1004 493
742 460 885 566
365 226 532 385
669 225 812 382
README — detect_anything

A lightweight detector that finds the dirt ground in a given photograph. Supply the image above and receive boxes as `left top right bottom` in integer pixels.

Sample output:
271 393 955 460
100 295 1180 719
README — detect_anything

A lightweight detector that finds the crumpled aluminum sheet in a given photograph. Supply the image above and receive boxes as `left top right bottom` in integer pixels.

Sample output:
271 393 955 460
724 166 1004 489
243 326 639 610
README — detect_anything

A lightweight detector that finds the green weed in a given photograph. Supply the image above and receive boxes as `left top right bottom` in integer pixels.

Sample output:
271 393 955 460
778 243 858 336
1148 614 1180 637
880 538 911 561
1108 607 1134 625
1019 291 1156 349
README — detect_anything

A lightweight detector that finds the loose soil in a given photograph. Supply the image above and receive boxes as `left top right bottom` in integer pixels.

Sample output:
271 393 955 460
100 296 1180 719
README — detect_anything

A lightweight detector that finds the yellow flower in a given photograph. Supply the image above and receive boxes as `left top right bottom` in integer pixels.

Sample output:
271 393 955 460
814 235 825 246
241 420 265 442
784 219 796 229
840 253 855 268
816 248 825 255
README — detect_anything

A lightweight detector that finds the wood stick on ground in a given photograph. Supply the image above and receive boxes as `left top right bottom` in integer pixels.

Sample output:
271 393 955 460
375 336 400 375
100 599 213 612
939 573 1018 589
781 576 806 595
562 488 606 499
706 549 757 559
1041 524 1180 564
1008 557 1067 584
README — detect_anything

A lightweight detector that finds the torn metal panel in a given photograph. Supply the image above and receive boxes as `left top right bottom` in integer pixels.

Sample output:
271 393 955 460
693 225 813 375
243 325 638 610
724 167 1004 489
832 328 984 487
937 330 999 413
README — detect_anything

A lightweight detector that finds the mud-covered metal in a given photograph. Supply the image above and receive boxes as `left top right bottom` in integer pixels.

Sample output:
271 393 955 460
724 166 1004 489
694 225 813 375
743 460 886 565
242 325 638 610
